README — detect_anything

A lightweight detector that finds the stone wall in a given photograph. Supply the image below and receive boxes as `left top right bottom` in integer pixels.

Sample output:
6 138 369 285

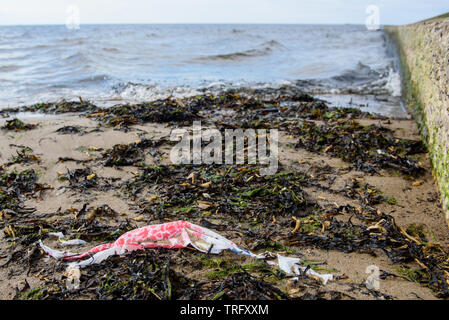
385 17 449 223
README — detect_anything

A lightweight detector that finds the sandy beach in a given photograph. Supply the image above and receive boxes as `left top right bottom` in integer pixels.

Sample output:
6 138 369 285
1 91 448 300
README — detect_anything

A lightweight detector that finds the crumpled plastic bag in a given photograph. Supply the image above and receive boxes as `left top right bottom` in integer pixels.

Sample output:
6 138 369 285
40 220 333 284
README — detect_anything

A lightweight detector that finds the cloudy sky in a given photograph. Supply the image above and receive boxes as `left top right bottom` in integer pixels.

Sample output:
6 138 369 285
0 0 448 25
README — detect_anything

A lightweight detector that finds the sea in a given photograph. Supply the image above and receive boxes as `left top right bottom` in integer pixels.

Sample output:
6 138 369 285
0 24 407 117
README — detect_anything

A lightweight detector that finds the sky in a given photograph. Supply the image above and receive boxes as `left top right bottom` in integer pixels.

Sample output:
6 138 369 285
0 0 448 26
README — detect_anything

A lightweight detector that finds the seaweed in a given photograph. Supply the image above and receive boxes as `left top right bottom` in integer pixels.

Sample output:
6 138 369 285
86 99 200 128
199 271 290 300
1 118 39 131
3 222 52 245
101 138 167 167
56 126 85 135
77 87 382 131
5 146 41 166
121 164 320 221
21 100 98 114
0 168 50 212
56 125 101 136
286 206 449 297
0 168 52 247
95 251 190 300
294 120 426 176
58 167 119 192
359 183 397 206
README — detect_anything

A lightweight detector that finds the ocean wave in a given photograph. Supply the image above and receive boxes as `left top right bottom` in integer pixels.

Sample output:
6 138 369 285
196 39 285 62
197 47 272 61
331 62 381 84
292 63 402 99
111 82 202 102
384 69 402 97
32 44 53 49
62 52 91 64
0 64 21 72
56 38 88 45
261 40 285 48
77 74 110 84
102 47 120 53
108 80 311 104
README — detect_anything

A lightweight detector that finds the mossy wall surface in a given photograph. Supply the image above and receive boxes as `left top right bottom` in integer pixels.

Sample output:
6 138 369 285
385 19 449 223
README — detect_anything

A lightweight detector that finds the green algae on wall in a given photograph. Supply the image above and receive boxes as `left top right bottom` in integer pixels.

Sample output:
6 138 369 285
385 18 449 223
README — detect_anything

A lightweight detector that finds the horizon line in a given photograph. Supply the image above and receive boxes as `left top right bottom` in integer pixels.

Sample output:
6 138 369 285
0 22 394 27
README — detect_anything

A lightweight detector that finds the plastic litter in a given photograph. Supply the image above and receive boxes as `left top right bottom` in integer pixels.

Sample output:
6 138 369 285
65 266 81 291
40 220 333 284
48 231 87 246
275 254 333 284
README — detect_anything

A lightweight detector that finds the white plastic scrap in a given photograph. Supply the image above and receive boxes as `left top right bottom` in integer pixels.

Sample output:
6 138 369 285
276 254 333 285
66 266 81 291
48 232 87 246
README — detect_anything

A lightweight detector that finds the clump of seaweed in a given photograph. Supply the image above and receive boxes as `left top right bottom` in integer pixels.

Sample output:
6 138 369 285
0 168 49 206
87 99 200 128
198 271 291 300
0 168 52 246
58 167 118 192
95 251 192 300
1 118 39 131
5 146 41 166
359 183 397 206
61 206 133 242
21 100 98 114
101 138 167 167
3 222 53 245
56 126 85 135
294 120 426 175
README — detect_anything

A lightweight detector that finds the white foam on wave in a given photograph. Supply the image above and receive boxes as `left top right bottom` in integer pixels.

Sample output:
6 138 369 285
385 68 402 97
111 79 299 104
115 83 202 102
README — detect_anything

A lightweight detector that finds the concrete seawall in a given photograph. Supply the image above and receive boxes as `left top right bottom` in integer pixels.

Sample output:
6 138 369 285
385 15 449 224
